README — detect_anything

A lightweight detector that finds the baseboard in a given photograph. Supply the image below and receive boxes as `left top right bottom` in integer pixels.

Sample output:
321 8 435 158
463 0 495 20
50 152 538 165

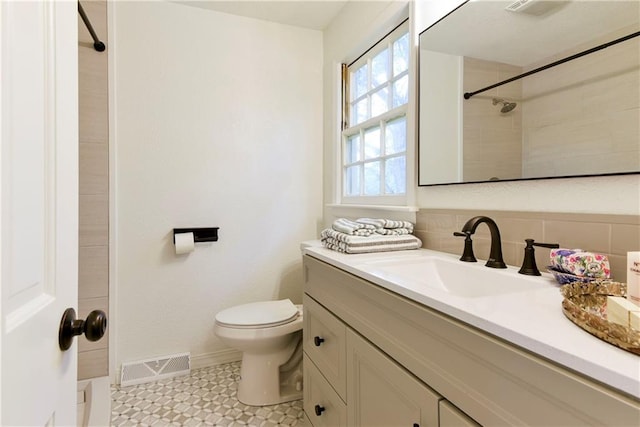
191 348 242 370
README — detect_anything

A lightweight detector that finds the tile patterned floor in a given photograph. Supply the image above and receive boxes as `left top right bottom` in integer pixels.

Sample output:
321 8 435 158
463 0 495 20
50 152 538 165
111 361 305 426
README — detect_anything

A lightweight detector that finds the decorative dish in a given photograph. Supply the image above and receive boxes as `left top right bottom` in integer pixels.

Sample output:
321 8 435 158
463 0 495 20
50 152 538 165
561 281 639 355
547 266 598 285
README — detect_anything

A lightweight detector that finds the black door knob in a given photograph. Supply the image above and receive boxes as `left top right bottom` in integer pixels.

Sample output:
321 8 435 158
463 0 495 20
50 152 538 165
58 307 107 351
314 336 325 346
314 404 325 416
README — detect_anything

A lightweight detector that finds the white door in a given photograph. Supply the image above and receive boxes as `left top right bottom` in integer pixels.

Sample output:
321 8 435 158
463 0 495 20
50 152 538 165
1 1 79 425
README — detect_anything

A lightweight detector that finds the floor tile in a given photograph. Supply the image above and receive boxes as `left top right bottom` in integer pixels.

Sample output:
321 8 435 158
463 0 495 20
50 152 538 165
112 361 305 426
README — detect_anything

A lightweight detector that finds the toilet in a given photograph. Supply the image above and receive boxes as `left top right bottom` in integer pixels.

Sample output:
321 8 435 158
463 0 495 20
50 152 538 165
214 299 303 406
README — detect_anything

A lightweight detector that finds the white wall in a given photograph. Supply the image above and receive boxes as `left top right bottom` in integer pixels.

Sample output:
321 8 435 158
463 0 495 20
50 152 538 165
419 50 462 184
413 0 640 215
112 1 323 372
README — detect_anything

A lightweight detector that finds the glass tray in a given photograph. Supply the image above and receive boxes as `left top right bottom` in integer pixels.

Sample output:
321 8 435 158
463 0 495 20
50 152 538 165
561 281 640 355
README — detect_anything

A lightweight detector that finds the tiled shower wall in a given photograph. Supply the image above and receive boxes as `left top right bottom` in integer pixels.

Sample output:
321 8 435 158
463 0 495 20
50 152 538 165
78 0 109 380
414 209 640 282
462 57 523 182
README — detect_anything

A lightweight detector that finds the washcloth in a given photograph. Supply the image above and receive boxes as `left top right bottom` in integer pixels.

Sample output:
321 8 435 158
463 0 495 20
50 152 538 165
550 248 611 279
354 218 387 229
355 218 414 235
382 219 414 230
332 218 376 236
320 229 422 254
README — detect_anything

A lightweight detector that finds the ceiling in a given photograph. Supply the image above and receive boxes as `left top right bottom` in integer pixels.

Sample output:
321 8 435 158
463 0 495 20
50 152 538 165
420 0 640 67
175 0 349 30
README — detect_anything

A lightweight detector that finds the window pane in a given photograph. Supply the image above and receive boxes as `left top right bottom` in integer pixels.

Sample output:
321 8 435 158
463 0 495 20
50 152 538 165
364 162 381 195
354 65 368 99
385 156 406 194
385 117 406 155
371 87 389 117
371 49 389 88
393 34 409 76
343 27 408 201
345 165 361 196
392 75 408 108
346 134 361 164
352 98 369 125
364 127 381 160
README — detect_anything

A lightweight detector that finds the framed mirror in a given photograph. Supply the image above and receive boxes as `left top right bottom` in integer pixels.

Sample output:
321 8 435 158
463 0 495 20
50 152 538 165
418 0 640 186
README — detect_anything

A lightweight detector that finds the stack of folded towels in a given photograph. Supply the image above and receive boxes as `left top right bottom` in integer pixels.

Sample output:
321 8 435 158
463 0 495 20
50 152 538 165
321 218 422 254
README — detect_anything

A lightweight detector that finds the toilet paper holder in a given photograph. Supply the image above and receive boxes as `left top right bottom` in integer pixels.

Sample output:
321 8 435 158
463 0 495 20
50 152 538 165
173 227 219 244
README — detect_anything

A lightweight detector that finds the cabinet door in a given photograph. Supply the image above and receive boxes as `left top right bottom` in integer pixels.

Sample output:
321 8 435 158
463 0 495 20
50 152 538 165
440 401 482 427
347 329 441 427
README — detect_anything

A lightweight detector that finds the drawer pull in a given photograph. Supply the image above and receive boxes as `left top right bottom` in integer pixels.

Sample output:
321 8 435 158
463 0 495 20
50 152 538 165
413 424 420 427
314 404 326 416
314 336 325 346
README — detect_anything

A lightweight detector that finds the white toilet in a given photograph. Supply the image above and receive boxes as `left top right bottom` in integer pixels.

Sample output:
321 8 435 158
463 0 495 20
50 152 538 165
214 299 303 406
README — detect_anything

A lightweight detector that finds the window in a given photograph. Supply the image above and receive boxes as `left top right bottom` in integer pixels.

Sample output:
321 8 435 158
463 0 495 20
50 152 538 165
342 22 409 204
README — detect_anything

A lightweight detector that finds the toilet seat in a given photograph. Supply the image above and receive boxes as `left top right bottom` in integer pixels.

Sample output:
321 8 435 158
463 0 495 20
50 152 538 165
215 299 299 329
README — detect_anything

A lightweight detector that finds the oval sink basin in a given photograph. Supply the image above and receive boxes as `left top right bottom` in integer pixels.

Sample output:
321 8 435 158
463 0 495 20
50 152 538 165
362 256 543 298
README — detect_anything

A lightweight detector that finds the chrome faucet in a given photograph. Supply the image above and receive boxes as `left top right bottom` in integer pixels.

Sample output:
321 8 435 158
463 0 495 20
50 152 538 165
455 216 506 269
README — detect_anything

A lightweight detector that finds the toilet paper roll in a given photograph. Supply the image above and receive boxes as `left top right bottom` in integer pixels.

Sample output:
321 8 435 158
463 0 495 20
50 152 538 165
174 232 195 255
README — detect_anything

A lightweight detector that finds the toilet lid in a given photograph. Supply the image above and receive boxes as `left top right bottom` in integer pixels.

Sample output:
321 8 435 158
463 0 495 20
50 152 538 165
215 299 299 328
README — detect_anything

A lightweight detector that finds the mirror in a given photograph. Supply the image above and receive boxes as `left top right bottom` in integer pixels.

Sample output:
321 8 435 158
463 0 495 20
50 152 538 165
418 0 640 186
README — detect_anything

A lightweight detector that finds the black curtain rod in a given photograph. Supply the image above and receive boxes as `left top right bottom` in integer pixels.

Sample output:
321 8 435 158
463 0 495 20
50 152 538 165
78 1 105 52
463 31 640 100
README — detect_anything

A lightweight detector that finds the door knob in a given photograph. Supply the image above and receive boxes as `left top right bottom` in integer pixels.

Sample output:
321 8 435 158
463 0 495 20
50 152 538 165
58 307 107 351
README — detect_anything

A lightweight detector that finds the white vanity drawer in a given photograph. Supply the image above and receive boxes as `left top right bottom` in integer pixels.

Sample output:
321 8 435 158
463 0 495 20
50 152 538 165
303 353 347 427
303 294 347 400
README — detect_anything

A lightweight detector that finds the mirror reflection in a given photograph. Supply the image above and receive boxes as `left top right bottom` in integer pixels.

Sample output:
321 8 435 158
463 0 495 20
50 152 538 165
418 0 640 186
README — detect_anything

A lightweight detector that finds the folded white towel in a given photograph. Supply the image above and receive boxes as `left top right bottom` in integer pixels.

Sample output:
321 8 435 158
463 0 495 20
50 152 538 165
320 229 422 254
354 218 414 237
332 218 376 236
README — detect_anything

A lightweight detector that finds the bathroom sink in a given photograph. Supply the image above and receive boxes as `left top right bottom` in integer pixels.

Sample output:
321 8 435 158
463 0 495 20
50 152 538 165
361 255 543 298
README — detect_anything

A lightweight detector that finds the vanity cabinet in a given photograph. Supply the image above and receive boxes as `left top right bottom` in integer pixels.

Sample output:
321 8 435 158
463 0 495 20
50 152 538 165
303 254 640 426
304 294 441 427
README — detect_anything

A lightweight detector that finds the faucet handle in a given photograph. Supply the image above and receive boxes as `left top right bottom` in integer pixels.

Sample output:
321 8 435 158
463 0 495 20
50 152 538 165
518 239 560 276
454 231 477 263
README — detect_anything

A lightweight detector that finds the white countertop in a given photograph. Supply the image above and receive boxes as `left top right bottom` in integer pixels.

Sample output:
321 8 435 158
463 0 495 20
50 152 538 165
301 241 640 399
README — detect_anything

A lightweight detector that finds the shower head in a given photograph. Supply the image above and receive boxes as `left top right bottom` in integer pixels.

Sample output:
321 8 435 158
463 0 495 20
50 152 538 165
492 98 517 113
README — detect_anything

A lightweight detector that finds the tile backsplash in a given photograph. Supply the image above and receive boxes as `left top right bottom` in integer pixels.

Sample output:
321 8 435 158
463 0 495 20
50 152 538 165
415 209 640 281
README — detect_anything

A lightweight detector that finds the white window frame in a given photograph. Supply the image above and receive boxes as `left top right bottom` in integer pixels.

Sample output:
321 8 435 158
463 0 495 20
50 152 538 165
340 21 410 207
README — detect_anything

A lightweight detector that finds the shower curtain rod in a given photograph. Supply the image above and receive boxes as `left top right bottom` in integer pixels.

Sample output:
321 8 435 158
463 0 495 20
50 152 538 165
78 1 105 52
463 31 640 100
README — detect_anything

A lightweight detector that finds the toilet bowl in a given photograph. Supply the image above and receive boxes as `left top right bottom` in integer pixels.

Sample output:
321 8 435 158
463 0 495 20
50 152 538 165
214 299 303 406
